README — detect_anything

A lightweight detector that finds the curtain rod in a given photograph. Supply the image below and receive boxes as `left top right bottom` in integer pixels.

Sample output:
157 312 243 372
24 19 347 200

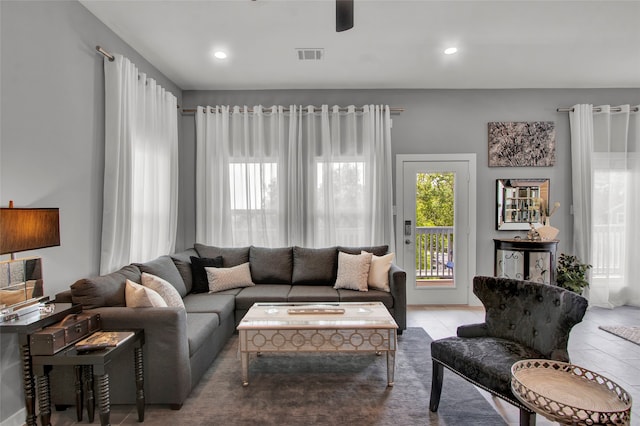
557 106 639 113
96 45 115 62
181 107 404 115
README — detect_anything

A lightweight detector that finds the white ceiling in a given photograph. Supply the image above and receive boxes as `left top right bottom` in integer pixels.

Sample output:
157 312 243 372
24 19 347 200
79 0 640 91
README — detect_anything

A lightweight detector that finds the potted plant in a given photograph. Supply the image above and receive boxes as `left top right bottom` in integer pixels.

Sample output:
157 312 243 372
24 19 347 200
555 253 592 294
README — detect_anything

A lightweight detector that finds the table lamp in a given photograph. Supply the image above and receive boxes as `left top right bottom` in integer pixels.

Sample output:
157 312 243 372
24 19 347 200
0 202 60 320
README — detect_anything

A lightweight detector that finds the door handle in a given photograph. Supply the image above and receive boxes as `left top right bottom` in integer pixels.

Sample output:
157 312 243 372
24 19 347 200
405 239 411 245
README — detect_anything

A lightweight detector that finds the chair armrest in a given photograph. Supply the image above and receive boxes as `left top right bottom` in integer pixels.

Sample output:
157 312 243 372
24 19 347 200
457 323 488 338
388 263 406 331
54 290 73 303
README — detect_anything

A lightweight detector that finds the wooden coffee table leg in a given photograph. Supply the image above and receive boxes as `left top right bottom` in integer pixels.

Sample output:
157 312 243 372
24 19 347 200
97 373 110 426
387 350 396 387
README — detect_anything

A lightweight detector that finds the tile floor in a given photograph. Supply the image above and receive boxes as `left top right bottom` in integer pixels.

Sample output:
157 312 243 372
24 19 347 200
408 304 640 425
48 304 640 425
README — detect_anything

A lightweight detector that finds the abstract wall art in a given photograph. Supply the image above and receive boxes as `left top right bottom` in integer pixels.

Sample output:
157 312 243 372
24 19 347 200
488 121 556 167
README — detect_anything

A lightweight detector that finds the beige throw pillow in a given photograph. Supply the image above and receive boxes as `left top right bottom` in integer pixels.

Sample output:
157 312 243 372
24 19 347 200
125 279 168 308
141 272 185 309
334 251 373 292
205 262 255 293
363 251 394 292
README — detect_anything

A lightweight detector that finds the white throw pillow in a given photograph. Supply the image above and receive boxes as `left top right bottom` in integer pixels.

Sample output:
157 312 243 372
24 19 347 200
205 262 255 293
334 251 373 292
125 279 168 308
363 251 394 292
141 272 185 309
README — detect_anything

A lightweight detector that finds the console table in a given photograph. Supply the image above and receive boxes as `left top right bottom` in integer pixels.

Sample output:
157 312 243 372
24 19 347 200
494 238 559 284
0 302 81 426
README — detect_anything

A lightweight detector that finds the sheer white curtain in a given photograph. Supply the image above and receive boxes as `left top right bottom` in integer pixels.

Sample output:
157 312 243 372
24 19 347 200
570 104 640 307
101 55 178 274
195 105 394 249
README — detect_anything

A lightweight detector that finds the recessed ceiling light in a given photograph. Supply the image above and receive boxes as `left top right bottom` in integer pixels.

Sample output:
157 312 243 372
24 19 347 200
444 47 458 55
213 51 227 59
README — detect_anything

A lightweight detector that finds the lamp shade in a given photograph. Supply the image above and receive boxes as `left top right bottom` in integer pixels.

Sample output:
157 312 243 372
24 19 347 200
0 208 60 255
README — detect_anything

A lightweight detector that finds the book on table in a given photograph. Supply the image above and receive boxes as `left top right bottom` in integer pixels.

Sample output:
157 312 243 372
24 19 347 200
74 331 134 352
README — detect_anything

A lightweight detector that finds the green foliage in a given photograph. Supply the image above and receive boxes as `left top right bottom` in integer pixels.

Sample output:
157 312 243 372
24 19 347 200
416 173 454 226
555 253 592 294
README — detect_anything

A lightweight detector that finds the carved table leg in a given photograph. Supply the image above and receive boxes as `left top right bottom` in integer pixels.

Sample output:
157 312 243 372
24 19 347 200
74 365 83 421
84 365 95 422
97 373 110 426
35 369 51 426
19 341 37 426
134 346 145 421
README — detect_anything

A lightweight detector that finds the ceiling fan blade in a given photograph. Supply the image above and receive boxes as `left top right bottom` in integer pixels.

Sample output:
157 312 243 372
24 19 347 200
336 0 354 32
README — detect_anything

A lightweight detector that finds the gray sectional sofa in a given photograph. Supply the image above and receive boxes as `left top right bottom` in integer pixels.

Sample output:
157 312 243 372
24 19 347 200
53 244 406 409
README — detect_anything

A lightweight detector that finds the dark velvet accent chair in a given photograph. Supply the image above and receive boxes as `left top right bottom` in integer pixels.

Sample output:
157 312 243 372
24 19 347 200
429 276 588 426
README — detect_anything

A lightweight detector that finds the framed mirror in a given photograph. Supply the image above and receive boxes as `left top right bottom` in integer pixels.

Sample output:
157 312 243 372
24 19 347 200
496 178 549 230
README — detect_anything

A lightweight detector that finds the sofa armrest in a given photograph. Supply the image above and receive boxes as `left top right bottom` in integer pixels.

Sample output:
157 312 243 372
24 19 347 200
89 306 192 405
457 323 488 338
54 290 73 303
388 263 406 331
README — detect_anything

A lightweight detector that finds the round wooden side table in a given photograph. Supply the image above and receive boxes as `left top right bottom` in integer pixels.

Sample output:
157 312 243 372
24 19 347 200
511 359 632 425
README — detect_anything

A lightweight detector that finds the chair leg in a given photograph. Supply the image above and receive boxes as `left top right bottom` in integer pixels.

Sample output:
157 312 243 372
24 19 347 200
429 360 444 412
519 408 536 426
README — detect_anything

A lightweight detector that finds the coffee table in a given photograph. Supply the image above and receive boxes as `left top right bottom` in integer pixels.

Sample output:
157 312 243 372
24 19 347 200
237 302 398 387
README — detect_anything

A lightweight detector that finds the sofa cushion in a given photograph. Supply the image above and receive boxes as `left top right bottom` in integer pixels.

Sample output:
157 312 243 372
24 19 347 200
141 273 185 309
334 251 373 292
71 264 140 309
194 244 249 267
234 285 292 310
292 246 338 285
338 245 389 257
250 246 293 284
135 255 187 298
287 286 340 303
125 279 168 308
182 293 235 321
336 288 394 309
205 263 254 293
170 248 198 293
186 312 220 357
190 256 223 294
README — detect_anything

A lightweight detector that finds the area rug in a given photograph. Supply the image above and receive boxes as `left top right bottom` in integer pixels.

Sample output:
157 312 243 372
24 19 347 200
599 325 640 345
137 327 505 425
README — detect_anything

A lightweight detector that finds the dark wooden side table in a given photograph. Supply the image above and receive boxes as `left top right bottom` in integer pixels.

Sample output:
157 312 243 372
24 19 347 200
0 302 81 426
494 238 559 284
31 330 145 426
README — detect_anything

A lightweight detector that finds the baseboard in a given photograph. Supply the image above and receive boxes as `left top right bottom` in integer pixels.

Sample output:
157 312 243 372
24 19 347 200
0 408 25 426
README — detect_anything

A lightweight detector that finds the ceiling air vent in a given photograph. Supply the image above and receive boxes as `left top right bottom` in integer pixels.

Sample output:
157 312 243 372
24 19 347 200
296 48 324 61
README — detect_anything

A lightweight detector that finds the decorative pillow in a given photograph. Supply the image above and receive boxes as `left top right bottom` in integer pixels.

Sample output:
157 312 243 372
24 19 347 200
125 279 168 308
362 251 395 292
141 272 185 308
205 262 255 293
333 251 373 292
190 256 223 293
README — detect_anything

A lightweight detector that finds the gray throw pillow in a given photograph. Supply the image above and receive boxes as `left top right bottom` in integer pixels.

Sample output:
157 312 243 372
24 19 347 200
292 246 338 285
71 264 141 309
134 255 187 298
194 244 250 267
250 246 293 284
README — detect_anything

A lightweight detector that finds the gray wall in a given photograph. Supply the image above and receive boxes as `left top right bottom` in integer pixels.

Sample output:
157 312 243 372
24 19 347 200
181 88 639 277
0 2 182 424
